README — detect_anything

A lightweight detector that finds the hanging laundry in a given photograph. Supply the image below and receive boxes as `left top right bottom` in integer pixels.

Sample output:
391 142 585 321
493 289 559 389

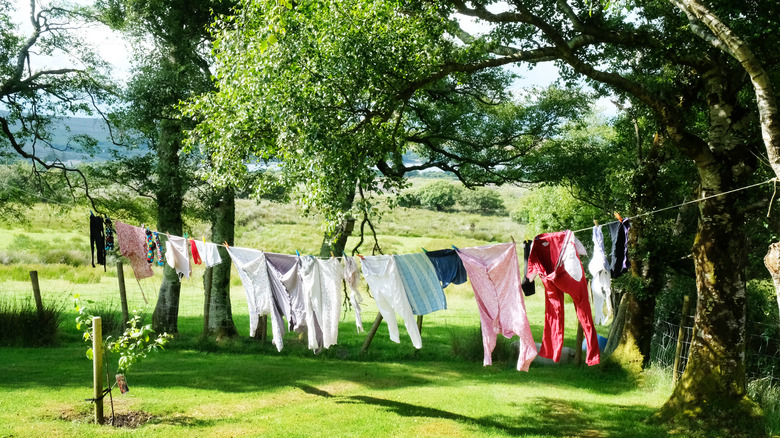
194 240 223 267
342 256 365 333
456 242 537 372
153 232 165 266
104 218 115 253
521 240 535 296
607 219 631 278
262 254 293 336
298 256 342 350
189 239 202 265
165 235 192 280
394 253 447 315
527 230 600 366
115 221 153 281
145 229 155 264
361 255 422 349
227 246 285 352
266 253 310 335
588 225 612 325
424 248 468 288
89 213 106 270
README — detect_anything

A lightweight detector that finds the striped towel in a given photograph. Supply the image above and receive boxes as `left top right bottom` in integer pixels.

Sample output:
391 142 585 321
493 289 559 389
393 253 447 315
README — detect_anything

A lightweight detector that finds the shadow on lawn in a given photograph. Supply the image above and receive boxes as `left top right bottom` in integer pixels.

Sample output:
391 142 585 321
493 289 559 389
293 387 664 437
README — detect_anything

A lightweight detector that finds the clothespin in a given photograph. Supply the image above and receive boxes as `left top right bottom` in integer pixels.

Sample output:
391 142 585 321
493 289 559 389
614 212 623 222
330 251 335 258
202 236 206 244
510 235 516 244
594 219 598 226
451 245 459 250
421 247 428 253
90 210 94 217
295 250 300 257
183 232 188 239
223 241 230 249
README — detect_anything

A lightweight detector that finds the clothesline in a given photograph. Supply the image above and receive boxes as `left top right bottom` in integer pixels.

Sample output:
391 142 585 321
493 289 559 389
569 177 778 234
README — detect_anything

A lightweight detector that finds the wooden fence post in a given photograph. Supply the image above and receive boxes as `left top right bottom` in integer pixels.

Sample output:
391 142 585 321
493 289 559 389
360 314 384 354
574 322 584 366
93 316 104 425
116 262 129 327
29 271 43 318
673 295 692 384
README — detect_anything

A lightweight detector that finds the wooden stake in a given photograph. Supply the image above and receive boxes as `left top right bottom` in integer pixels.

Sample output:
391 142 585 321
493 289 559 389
203 267 213 336
29 271 43 318
360 313 384 354
574 322 584 366
116 262 129 327
93 316 104 425
673 295 692 384
416 315 423 335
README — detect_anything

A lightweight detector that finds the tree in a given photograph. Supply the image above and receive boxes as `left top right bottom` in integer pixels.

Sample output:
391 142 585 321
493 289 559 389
417 181 461 211
0 0 113 213
190 0 778 430
96 0 238 337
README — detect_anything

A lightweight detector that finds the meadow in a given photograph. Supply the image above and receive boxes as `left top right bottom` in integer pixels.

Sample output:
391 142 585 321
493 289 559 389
1 192 681 437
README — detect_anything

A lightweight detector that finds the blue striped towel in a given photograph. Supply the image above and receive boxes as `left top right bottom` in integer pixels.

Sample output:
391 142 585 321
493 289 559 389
394 253 447 315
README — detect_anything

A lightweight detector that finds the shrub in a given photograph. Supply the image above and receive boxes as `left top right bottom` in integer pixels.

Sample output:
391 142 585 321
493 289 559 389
417 181 461 211
0 298 64 347
396 192 421 208
459 187 505 213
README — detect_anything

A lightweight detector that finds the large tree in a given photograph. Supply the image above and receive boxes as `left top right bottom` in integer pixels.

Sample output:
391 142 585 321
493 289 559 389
96 0 237 336
190 0 777 432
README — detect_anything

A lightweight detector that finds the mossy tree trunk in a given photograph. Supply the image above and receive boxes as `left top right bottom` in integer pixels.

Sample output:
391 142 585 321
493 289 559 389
319 180 357 257
152 118 184 334
658 63 764 432
205 187 238 338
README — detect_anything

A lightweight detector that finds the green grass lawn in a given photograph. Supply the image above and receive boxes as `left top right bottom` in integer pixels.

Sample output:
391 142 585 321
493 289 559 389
0 199 676 436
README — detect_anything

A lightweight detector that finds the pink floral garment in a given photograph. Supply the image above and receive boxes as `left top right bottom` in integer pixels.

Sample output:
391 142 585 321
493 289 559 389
115 221 153 280
457 242 537 371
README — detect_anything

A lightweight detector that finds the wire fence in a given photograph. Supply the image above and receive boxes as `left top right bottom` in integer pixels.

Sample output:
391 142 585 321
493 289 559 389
650 313 780 384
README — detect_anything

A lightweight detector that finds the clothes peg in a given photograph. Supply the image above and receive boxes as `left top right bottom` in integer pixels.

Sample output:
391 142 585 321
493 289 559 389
614 212 623 222
330 251 335 258
421 247 428 253
452 245 459 250
295 250 300 257
594 219 598 226
342 251 348 258
183 232 188 239
223 241 230 249
510 235 516 244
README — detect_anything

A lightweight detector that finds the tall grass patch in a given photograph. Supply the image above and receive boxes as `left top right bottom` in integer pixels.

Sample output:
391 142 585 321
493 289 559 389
0 297 64 346
748 377 780 435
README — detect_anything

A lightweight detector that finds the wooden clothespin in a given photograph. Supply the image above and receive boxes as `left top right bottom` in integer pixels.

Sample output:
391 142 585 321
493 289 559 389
614 212 623 222
593 219 598 226
223 241 229 249
330 251 335 258
510 235 516 244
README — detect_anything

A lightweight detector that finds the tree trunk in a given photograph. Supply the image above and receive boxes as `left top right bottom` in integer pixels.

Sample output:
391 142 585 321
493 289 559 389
763 243 780 319
658 67 764 432
206 187 238 338
152 118 184 334
319 181 357 257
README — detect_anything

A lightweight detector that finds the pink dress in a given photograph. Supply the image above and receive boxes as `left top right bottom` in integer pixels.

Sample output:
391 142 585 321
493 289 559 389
115 221 153 281
457 242 537 371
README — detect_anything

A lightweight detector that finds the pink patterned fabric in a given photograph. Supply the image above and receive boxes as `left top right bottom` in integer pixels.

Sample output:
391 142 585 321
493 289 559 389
457 242 537 371
115 221 153 280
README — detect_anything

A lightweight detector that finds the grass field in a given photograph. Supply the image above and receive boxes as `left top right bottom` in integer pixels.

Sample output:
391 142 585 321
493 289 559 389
0 197 679 437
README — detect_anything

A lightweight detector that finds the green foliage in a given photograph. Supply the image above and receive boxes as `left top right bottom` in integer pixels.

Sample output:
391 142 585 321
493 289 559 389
458 187 505 213
0 297 64 347
747 378 780 435
416 181 461 211
510 185 602 236
73 294 170 375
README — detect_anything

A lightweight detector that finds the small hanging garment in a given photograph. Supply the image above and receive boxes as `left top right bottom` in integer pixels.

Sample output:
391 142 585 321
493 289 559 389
262 254 293 335
607 219 631 278
588 225 612 325
317 257 344 349
394 253 447 315
104 218 115 252
424 248 468 288
190 239 202 265
153 232 165 266
90 213 106 270
456 242 537 372
361 255 422 349
115 221 153 281
299 256 342 350
194 240 223 268
343 256 365 333
227 246 285 352
521 240 535 296
527 230 600 366
266 252 309 334
165 235 192 280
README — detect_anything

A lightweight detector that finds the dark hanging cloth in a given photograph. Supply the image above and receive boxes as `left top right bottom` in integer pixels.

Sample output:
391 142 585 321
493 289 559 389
521 240 535 296
608 219 631 278
424 248 468 288
90 214 106 270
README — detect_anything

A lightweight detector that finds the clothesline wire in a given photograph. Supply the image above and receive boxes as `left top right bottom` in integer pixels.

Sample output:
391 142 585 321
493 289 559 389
569 178 778 235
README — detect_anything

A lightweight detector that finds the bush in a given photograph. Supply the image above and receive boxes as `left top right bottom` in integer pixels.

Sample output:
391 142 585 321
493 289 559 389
417 181 461 211
0 298 64 346
396 192 421 208
459 187 505 213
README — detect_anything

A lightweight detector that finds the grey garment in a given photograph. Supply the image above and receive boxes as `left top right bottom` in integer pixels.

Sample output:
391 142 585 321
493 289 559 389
264 255 292 333
265 253 307 333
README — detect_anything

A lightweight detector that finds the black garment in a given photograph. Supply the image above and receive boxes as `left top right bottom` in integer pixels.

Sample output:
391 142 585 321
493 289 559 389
607 219 631 278
90 214 106 270
425 248 468 288
521 240 535 296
